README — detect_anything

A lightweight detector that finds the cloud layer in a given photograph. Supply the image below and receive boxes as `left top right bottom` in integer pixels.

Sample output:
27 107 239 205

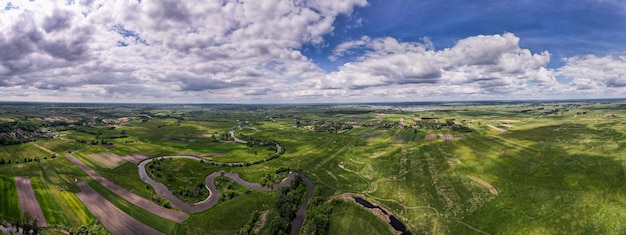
0 0 624 102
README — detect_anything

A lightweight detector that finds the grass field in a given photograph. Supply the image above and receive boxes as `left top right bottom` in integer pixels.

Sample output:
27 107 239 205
3 102 626 234
31 176 94 227
327 202 394 235
176 191 275 234
0 175 21 221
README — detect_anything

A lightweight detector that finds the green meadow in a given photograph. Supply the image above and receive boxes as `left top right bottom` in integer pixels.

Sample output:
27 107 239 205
2 102 626 234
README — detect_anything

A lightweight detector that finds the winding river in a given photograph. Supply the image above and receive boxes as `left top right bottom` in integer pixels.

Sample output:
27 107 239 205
138 132 312 234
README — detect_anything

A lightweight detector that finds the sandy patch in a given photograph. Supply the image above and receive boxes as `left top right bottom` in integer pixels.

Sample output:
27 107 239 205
487 124 507 133
75 182 164 235
15 177 47 227
467 176 498 195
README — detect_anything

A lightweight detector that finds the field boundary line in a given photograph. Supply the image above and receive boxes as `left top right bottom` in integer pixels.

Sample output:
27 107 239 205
457 220 491 235
32 143 57 155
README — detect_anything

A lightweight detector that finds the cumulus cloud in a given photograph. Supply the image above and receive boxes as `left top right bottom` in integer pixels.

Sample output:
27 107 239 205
0 0 619 102
0 0 366 102
319 33 560 97
558 55 626 91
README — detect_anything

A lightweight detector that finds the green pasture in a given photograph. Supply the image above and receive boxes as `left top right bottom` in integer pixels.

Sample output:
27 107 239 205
327 202 394 235
0 142 50 162
177 191 275 234
147 158 224 203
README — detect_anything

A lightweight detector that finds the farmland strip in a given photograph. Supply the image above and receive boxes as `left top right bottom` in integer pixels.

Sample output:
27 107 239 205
75 182 164 235
64 153 188 223
14 176 47 227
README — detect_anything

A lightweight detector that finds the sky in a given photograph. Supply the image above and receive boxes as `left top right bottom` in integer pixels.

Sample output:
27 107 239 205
0 0 625 103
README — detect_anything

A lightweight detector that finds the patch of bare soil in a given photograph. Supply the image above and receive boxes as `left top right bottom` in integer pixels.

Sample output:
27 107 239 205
395 139 404 144
496 119 520 123
467 176 498 195
441 134 455 142
101 117 132 125
75 182 164 235
253 211 269 234
43 116 71 122
487 124 507 133
188 133 213 137
367 130 387 141
425 134 438 140
88 152 125 169
15 177 47 227
123 153 149 164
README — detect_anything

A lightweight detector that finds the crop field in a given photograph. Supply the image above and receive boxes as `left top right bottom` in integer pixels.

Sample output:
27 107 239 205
31 176 94 227
2 101 626 234
0 175 20 221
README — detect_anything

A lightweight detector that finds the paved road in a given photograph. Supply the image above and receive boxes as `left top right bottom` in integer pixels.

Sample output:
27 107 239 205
229 130 248 143
65 153 189 223
138 155 314 234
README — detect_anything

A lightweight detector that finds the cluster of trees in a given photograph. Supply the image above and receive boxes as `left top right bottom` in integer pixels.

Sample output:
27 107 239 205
3 211 41 235
267 175 308 234
68 222 110 235
151 195 171 209
259 167 290 186
0 154 55 165
237 210 262 235
301 198 340 235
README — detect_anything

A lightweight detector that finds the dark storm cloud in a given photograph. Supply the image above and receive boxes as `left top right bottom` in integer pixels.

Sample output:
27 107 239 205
43 8 73 33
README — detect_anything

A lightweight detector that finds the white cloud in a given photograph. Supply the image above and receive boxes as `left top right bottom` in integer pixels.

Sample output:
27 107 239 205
0 0 366 102
0 0 622 102
319 33 561 98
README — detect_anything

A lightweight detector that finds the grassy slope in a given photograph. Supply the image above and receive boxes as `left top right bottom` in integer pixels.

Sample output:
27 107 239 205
177 191 275 235
327 202 394 235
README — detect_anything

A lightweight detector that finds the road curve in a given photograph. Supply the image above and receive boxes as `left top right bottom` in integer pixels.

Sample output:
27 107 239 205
138 155 314 234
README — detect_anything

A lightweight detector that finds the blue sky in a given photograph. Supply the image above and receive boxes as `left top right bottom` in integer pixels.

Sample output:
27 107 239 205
306 0 626 72
0 0 625 103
